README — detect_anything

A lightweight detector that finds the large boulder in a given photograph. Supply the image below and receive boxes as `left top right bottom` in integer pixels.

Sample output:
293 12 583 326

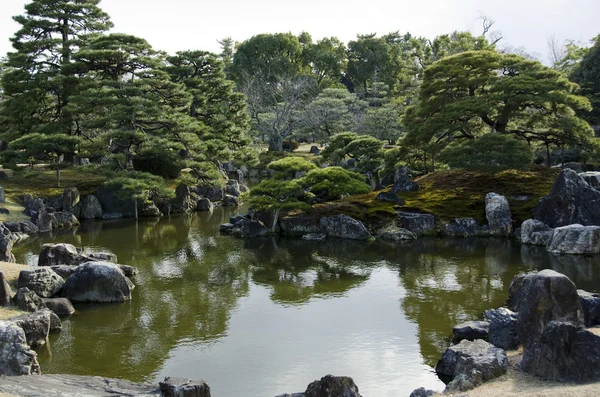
546 224 600 254
9 310 51 348
159 377 211 397
222 194 239 207
578 290 600 327
304 375 361 397
0 270 12 306
442 218 480 237
4 221 39 235
533 168 600 227
172 184 198 214
225 180 241 197
485 193 512 236
483 308 519 351
52 211 80 229
0 321 40 376
391 167 419 193
190 186 224 202
196 198 213 212
397 212 435 235
97 186 137 218
38 243 88 267
452 321 489 344
62 262 132 303
579 171 600 190
521 321 600 382
62 187 80 213
31 208 54 233
141 201 162 217
377 226 417 242
279 216 321 236
17 267 64 298
42 297 75 317
12 287 45 312
232 219 268 238
320 215 371 241
79 195 103 219
520 219 553 246
435 339 508 386
0 222 15 262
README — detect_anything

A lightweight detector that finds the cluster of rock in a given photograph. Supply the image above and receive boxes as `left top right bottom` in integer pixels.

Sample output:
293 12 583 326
0 243 137 376
411 269 600 395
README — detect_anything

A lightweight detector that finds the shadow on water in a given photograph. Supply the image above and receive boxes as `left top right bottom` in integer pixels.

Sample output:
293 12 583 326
11 212 600 396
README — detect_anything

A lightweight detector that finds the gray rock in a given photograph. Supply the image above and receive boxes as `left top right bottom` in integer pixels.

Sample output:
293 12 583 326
520 219 553 246
304 375 361 397
397 212 435 235
42 297 75 317
118 264 137 277
62 187 80 213
485 193 512 236
222 194 239 207
50 265 77 279
251 210 280 233
320 215 371 241
225 180 241 197
228 169 244 183
197 198 213 212
172 184 197 214
443 218 480 237
31 208 54 233
0 270 12 306
20 221 38 234
435 339 508 385
534 168 600 227
141 201 162 217
546 224 600 254
229 214 248 225
52 211 80 229
522 321 600 382
391 167 419 193
578 290 600 327
219 223 236 234
62 262 132 303
101 212 123 220
0 320 40 376
0 222 16 262
190 186 224 202
302 233 326 241
579 171 600 190
159 377 211 397
88 252 118 263
452 321 489 344
0 187 5 203
12 287 45 312
375 191 405 205
409 387 435 397
26 198 45 216
378 226 417 242
232 219 268 238
80 195 103 219
38 243 87 267
9 310 51 347
97 186 137 218
17 267 64 298
484 308 519 351
279 216 321 236
310 145 320 154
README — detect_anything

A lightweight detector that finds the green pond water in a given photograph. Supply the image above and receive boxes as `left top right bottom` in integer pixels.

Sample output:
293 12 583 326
11 206 600 397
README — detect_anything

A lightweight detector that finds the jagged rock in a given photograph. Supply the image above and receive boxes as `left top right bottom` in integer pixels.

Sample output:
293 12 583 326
522 321 600 382
409 388 435 397
320 215 371 241
229 214 248 225
485 193 512 236
435 339 508 385
38 243 87 267
1 270 12 306
52 211 80 229
452 321 489 344
302 233 326 241
391 167 419 193
31 208 54 233
578 290 600 327
225 180 241 197
375 191 405 205
141 201 162 217
0 223 15 262
219 223 236 234
62 187 80 213
62 262 132 303
377 226 417 242
232 219 268 238
159 377 211 397
17 267 64 298
79 195 103 219
228 169 244 183
171 184 197 214
397 212 435 235
222 194 239 207
534 168 600 227
26 198 45 216
546 224 600 254
520 219 553 246
20 221 38 234
304 375 361 397
579 171 600 190
12 287 45 312
443 218 480 237
190 186 224 202
42 297 75 317
484 308 519 351
309 145 320 154
118 264 137 277
279 216 321 236
0 321 40 376
9 310 51 348
196 198 213 212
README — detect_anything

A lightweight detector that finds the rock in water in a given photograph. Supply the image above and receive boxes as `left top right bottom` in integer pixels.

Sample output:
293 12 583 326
52 211 80 229
484 308 519 351
279 216 321 236
62 262 132 303
38 243 88 267
442 218 480 237
9 310 51 348
196 198 213 212
0 321 40 375
485 193 512 236
533 168 600 227
578 290 600 327
232 219 268 238
80 195 103 219
159 377 211 397
320 215 371 241
520 219 553 246
17 267 64 298
546 224 600 254
378 226 417 242
42 298 76 317
304 375 362 397
452 321 489 344
397 212 435 236
222 194 239 207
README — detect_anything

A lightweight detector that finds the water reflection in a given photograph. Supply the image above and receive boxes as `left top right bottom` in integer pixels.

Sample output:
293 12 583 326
11 213 600 397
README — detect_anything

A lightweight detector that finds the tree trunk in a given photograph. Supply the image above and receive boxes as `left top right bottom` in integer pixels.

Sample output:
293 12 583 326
134 199 138 219
374 172 382 190
272 208 280 233
56 168 60 188
269 132 283 152
546 143 551 167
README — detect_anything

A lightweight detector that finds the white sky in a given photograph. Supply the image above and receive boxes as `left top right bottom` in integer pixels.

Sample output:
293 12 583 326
1 0 598 63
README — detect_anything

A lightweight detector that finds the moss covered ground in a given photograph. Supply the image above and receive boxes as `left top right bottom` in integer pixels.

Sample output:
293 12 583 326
0 261 28 320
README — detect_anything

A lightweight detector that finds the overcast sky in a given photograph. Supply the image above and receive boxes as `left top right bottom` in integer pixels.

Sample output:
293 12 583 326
1 0 598 63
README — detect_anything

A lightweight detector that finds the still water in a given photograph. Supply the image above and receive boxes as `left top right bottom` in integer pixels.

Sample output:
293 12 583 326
11 206 600 396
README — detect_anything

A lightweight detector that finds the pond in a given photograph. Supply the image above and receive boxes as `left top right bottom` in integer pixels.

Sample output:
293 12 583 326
11 206 600 397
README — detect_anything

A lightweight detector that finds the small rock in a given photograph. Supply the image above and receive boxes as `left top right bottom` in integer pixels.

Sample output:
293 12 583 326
484 308 519 351
391 167 419 193
42 297 75 317
302 233 326 241
452 321 489 344
409 387 435 397
0 186 5 203
80 195 103 219
62 187 80 213
320 215 371 241
118 264 138 277
159 377 211 397
12 287 46 312
520 219 553 246
443 218 480 237
0 222 16 263
52 211 80 229
304 375 361 397
222 194 239 207
225 180 241 197
38 243 87 267
375 191 405 205
279 216 321 236
309 145 320 154
17 267 64 298
141 201 162 217
9 310 51 347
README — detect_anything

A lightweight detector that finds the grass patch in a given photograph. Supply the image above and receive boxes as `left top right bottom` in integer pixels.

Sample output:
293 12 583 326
0 198 29 223
0 261 28 320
